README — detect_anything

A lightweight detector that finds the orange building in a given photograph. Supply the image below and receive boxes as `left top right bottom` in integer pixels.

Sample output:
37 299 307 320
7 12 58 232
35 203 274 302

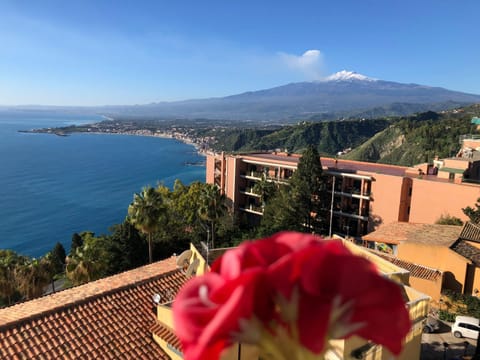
206 137 480 237
363 222 480 299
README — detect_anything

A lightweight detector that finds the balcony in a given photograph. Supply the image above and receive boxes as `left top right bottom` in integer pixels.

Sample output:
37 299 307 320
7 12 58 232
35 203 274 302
332 210 368 222
328 189 371 201
239 204 264 215
240 170 263 180
239 188 261 198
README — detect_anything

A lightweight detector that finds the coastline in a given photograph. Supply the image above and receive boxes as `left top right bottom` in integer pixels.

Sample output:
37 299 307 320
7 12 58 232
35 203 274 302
84 130 209 157
20 126 212 157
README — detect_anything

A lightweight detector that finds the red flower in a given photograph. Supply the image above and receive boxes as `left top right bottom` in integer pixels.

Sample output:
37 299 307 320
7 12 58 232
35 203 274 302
173 269 264 360
267 239 411 355
173 232 411 359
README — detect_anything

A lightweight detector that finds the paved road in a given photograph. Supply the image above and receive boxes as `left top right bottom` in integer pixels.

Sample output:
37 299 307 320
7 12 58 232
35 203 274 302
422 327 477 359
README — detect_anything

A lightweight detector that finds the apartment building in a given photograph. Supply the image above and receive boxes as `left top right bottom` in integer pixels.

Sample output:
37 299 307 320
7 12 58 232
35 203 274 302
206 135 480 237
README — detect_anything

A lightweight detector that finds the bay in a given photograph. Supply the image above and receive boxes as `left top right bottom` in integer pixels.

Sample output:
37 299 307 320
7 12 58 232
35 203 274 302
0 110 205 257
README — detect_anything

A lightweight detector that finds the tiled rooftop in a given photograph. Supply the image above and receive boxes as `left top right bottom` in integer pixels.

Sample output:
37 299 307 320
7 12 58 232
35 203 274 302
0 257 188 359
459 221 480 243
151 321 182 353
362 222 462 246
370 250 443 281
450 240 480 266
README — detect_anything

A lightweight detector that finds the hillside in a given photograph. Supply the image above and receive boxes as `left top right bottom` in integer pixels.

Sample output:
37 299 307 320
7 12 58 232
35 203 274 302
343 105 480 165
206 104 480 167
210 119 391 154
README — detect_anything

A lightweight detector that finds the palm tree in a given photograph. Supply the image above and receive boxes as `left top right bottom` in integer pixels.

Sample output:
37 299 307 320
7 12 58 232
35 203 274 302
0 250 20 305
15 258 52 300
66 250 96 286
127 186 165 263
65 235 108 286
198 184 227 249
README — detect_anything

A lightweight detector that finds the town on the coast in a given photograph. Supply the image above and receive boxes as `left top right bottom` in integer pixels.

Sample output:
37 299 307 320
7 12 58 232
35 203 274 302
3 1 480 358
4 107 480 359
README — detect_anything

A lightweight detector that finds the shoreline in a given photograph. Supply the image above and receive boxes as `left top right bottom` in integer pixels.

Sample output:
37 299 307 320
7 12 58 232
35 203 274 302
82 130 210 157
19 126 212 157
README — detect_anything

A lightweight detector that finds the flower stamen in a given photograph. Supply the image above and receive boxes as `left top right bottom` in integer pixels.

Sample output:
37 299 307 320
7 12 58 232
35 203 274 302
199 284 216 308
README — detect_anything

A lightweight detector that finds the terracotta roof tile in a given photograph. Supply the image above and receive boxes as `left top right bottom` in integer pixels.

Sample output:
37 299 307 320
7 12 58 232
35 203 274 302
362 222 462 246
150 321 182 352
450 239 480 266
459 221 480 243
370 250 443 281
0 257 188 359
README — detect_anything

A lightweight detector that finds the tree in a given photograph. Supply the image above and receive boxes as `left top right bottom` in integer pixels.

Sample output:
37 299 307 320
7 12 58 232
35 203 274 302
105 221 147 274
127 186 165 263
463 198 480 224
289 145 327 233
50 242 66 275
259 185 300 236
15 257 52 300
70 233 83 256
0 250 24 306
258 145 328 235
66 232 109 286
198 184 227 248
252 175 277 207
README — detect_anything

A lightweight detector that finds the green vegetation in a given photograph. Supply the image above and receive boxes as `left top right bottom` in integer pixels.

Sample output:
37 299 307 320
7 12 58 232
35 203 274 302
33 104 480 167
0 180 240 306
0 242 67 307
344 106 480 165
128 186 166 264
439 290 480 321
463 198 480 224
435 214 463 226
197 184 228 249
258 146 328 235
210 119 390 155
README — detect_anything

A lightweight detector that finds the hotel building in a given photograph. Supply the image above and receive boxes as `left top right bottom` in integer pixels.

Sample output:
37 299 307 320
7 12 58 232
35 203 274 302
206 134 480 238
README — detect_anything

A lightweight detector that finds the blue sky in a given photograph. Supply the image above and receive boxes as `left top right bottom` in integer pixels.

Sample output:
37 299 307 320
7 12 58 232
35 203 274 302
0 0 479 106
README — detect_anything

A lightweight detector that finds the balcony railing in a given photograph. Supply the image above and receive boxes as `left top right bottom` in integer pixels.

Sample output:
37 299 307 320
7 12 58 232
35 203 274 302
239 188 261 197
239 204 264 215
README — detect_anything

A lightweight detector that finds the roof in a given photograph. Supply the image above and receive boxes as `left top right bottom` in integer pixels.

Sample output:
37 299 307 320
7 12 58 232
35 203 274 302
362 222 463 247
370 250 443 282
321 157 409 177
0 257 187 359
450 240 480 266
150 321 182 353
459 222 480 243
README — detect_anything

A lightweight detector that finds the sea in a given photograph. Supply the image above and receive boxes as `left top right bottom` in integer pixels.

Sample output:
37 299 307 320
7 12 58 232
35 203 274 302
0 110 206 257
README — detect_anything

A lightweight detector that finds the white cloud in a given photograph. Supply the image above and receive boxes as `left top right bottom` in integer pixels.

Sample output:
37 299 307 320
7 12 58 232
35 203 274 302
279 49 325 80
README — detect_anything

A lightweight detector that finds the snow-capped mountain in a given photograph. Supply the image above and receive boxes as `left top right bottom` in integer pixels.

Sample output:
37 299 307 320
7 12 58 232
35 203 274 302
103 73 480 122
324 70 375 82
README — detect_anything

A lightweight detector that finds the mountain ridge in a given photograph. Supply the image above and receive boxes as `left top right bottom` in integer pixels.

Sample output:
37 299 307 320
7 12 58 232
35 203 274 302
3 71 480 123
102 71 480 122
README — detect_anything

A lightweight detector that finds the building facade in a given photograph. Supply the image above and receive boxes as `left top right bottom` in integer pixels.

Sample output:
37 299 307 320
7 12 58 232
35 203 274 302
206 142 480 237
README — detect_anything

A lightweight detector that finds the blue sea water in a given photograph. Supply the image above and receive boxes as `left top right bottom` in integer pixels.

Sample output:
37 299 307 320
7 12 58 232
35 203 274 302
0 110 205 257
